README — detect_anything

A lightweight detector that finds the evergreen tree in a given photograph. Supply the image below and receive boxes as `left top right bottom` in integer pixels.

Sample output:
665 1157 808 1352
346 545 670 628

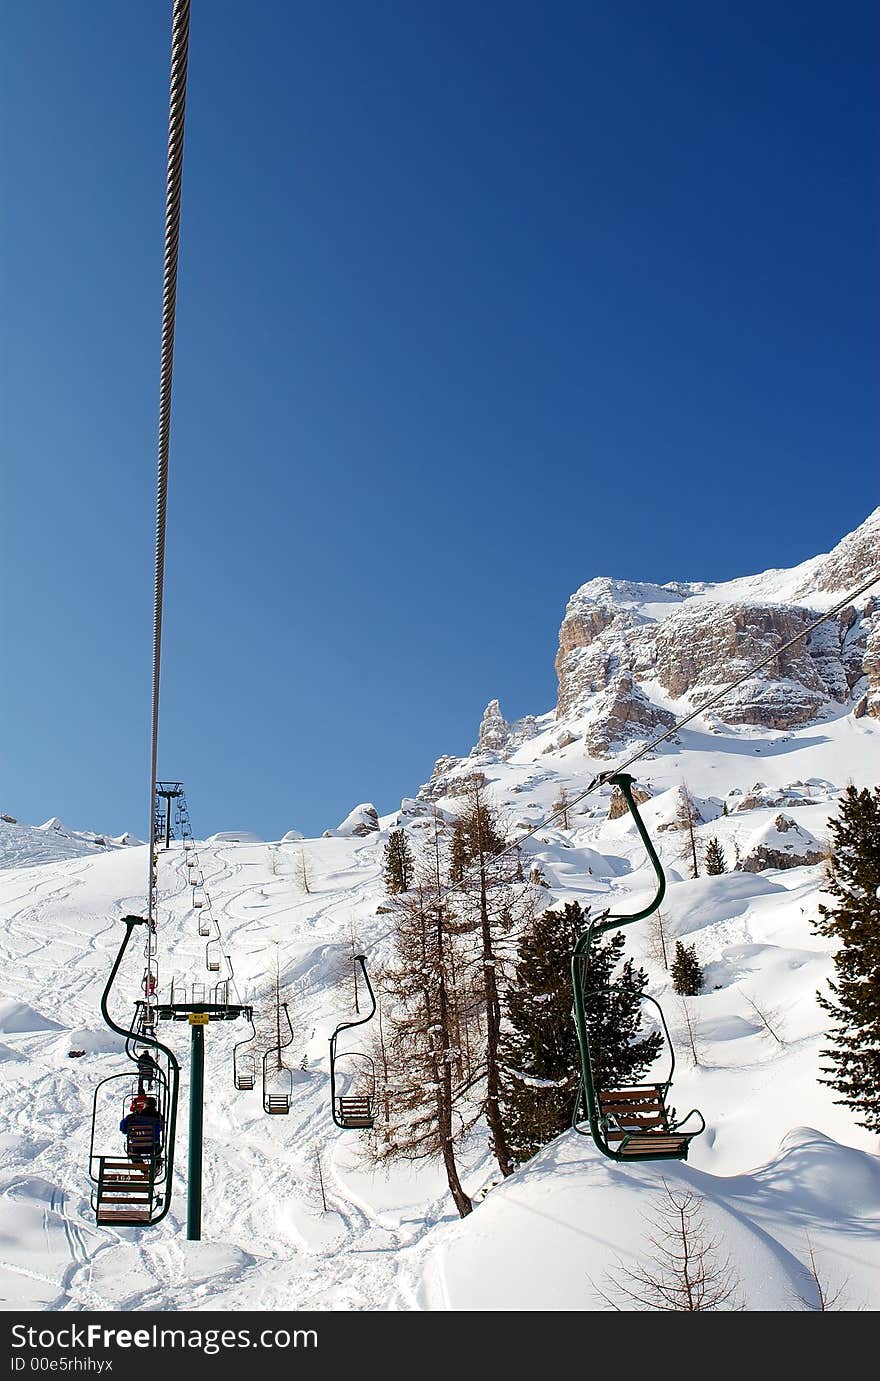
705 837 726 875
813 785 880 1133
373 816 475 1217
500 901 662 1166
448 820 468 884
453 777 518 1178
675 784 702 879
671 941 704 996
383 828 414 894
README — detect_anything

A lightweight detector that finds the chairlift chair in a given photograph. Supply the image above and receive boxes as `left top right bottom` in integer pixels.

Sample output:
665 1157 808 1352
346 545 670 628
329 955 378 1130
90 917 180 1227
571 774 705 1163
233 1012 257 1091
262 1002 294 1115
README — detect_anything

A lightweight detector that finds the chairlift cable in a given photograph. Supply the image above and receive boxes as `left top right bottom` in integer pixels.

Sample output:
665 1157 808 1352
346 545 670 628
147 0 191 930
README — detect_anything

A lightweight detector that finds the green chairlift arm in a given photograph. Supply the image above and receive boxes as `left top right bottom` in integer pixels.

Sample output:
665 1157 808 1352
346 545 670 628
571 774 686 1160
98 915 180 1224
590 773 666 935
329 955 376 1129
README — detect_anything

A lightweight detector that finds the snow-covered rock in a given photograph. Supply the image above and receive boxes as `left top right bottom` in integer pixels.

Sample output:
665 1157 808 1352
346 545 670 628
555 509 880 746
324 803 380 838
207 830 264 843
475 698 509 752
739 813 824 872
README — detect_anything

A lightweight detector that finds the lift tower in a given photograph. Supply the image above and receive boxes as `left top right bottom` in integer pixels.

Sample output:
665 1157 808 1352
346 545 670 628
155 782 184 850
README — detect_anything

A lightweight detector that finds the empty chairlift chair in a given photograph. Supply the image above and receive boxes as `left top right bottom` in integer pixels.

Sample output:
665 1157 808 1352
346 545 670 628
329 955 377 1130
205 939 222 973
233 1016 257 1092
571 773 705 1163
263 1001 295 1115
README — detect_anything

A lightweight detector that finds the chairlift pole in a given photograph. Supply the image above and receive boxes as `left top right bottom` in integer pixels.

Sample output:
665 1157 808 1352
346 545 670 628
187 1014 206 1240
275 954 282 1070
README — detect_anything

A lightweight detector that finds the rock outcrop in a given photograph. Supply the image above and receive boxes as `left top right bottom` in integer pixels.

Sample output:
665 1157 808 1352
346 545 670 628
476 700 509 752
607 782 651 820
738 813 823 872
325 804 380 838
555 510 880 750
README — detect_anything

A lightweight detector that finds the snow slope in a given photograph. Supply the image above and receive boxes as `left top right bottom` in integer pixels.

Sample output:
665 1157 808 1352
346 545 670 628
0 699 878 1311
0 818 141 870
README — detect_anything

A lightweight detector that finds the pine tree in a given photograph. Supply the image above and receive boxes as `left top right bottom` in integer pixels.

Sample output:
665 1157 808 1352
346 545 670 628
452 776 520 1178
383 828 413 894
500 901 662 1166
675 784 702 879
448 820 468 884
499 901 584 1165
671 940 704 996
812 784 880 1133
704 837 726 875
373 817 475 1217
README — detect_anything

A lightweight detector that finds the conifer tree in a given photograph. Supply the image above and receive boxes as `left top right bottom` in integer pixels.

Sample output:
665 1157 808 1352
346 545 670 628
500 901 662 1166
453 776 520 1178
675 784 702 879
373 815 475 1217
671 941 704 996
383 828 414 894
813 784 880 1132
448 820 468 884
705 838 726 875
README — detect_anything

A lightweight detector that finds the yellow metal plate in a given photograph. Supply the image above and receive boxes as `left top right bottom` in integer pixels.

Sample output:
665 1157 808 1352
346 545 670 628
188 1012 210 1025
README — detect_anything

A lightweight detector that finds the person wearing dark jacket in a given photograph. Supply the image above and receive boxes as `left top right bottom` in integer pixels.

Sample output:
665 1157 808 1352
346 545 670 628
136 1049 159 1093
120 1096 164 1160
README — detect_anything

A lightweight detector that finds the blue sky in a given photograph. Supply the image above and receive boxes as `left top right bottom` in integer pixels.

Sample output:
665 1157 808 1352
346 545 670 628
2 1 877 841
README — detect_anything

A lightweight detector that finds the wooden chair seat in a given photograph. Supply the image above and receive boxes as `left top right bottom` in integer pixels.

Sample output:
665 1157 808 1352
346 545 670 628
126 1128 162 1154
600 1085 671 1134
615 1135 690 1159
97 1208 151 1224
337 1096 374 1128
265 1096 289 1114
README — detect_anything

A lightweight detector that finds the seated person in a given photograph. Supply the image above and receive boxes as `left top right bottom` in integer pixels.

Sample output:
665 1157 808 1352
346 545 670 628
120 1095 165 1161
136 1048 160 1093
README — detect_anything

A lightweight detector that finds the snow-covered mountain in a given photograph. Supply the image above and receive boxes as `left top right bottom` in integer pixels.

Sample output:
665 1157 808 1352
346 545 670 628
0 511 878 1311
554 507 880 743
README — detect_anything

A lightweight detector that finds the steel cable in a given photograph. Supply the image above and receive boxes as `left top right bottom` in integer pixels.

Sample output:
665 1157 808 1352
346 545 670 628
148 0 191 930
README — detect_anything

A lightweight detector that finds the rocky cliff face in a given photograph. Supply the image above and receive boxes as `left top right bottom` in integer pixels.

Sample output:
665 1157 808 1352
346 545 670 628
555 509 880 751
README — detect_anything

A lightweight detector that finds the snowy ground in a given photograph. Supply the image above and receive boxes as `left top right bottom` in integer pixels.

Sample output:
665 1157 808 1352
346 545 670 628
0 707 878 1311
